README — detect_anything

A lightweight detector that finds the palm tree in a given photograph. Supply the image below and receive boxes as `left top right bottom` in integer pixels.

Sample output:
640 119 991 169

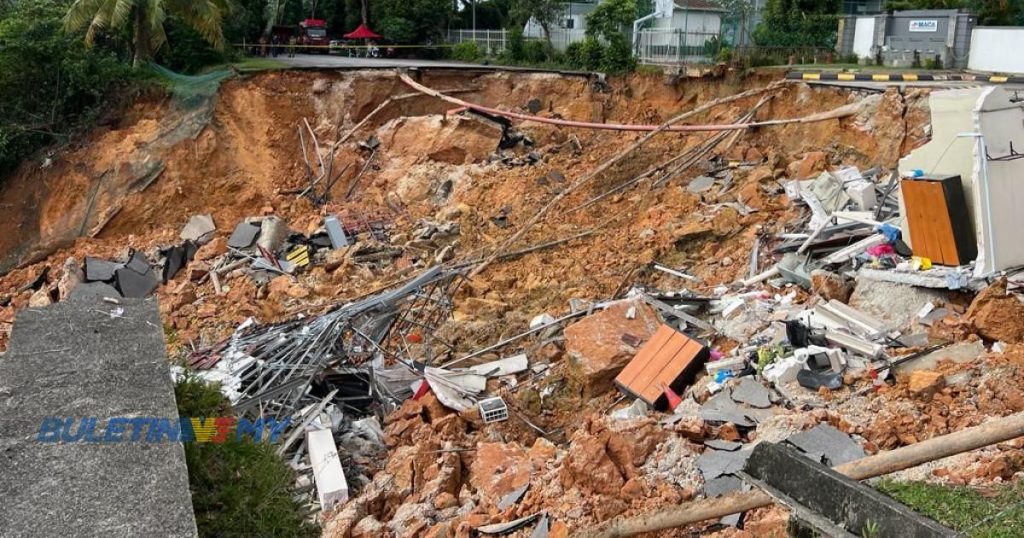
64 0 230 68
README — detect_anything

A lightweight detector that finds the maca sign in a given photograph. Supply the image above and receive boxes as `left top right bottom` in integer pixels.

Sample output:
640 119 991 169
37 416 290 443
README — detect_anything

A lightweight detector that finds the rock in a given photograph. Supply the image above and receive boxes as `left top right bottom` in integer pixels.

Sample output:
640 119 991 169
468 443 532 503
811 269 852 303
57 257 84 299
620 477 645 500
257 216 289 252
549 521 570 538
267 276 309 299
194 235 227 261
908 370 945 396
788 151 828 179
433 492 459 510
352 516 385 537
967 278 1024 343
564 299 660 396
455 297 509 319
893 339 985 375
28 289 52 308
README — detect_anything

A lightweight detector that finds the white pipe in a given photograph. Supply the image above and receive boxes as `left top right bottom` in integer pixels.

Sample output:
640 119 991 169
632 12 660 53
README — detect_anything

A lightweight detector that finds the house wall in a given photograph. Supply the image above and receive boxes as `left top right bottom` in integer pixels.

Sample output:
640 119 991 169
968 28 1024 74
972 87 1024 275
899 87 1024 275
851 16 876 58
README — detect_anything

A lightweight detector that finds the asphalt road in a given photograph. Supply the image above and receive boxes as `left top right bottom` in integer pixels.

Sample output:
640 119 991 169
275 53 572 73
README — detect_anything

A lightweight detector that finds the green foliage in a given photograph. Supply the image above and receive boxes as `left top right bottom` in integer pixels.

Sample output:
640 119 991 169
0 0 132 177
752 0 840 48
507 26 527 60
564 34 635 73
450 41 482 61
521 40 548 63
158 17 232 74
585 0 636 39
509 0 562 39
371 0 453 44
64 0 231 66
175 377 318 538
600 33 637 73
379 16 418 44
567 37 604 70
452 0 515 29
876 479 1024 537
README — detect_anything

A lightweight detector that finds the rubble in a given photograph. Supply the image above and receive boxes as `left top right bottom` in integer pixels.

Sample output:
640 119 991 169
2 68 1023 536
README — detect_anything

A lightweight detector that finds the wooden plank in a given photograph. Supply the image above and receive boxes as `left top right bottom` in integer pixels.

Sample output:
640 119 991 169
630 332 690 403
639 337 704 403
615 325 676 389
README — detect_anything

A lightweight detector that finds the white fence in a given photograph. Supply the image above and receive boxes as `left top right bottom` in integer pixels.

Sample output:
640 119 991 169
635 29 721 65
968 27 1024 74
446 27 723 65
447 29 509 56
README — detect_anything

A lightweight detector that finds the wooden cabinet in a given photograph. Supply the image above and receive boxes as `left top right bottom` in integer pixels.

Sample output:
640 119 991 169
900 174 976 266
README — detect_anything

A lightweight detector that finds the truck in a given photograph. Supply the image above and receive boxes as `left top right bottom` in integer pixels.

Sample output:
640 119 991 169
299 18 329 52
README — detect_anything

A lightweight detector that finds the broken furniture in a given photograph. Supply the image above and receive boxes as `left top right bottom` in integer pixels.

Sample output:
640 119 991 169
901 174 976 266
614 324 709 410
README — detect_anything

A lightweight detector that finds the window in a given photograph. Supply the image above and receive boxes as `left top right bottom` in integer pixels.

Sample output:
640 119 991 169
563 18 575 29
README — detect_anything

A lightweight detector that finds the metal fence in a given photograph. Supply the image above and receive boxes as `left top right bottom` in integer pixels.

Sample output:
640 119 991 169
635 29 722 65
446 29 509 55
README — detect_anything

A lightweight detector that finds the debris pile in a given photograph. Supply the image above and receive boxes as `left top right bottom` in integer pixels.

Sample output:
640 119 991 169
1 69 1022 537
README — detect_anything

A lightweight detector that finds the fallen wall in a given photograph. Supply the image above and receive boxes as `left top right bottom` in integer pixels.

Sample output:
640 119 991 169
968 28 1024 74
0 291 197 537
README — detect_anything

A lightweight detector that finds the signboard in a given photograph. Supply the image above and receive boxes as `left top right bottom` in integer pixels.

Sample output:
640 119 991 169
909 19 938 32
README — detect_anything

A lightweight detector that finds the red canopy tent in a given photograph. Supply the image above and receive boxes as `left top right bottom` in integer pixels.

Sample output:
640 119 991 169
343 24 382 40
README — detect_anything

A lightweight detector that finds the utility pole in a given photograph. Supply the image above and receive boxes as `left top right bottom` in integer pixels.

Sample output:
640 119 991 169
472 0 477 33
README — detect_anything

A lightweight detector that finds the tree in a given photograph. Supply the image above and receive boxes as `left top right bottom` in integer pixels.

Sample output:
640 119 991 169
510 0 562 45
752 0 841 48
585 0 636 39
64 0 231 68
371 0 453 43
0 0 129 176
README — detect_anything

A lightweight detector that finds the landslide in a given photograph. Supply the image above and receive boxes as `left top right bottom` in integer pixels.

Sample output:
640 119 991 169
0 68 928 353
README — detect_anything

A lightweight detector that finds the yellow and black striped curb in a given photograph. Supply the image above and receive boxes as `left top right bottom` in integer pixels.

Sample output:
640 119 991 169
786 71 1024 83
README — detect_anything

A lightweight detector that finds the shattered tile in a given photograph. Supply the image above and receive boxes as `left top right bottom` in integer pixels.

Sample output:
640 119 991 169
730 378 773 409
704 439 743 452
786 423 865 467
228 222 261 249
696 447 752 480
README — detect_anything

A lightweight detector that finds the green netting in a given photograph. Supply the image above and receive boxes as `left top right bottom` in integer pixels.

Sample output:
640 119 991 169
149 63 234 109
145 64 235 147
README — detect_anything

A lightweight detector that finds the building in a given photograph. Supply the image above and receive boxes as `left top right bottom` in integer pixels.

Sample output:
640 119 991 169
837 9 976 68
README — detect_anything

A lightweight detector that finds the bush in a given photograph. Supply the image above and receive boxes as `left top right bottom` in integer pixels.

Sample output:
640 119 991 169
175 377 319 538
450 41 482 62
600 34 636 73
522 40 548 63
0 0 134 179
567 36 604 71
507 26 526 61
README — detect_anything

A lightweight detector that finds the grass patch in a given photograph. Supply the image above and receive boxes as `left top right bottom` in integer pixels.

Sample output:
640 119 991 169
175 377 318 538
876 479 1024 537
230 57 288 72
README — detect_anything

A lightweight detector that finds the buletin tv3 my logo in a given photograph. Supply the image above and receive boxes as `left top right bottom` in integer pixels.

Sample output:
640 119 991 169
36 416 290 443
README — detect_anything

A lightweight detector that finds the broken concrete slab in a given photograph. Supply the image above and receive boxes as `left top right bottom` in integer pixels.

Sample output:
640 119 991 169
83 257 120 282
180 214 216 243
893 340 985 376
227 222 261 249
704 439 743 452
324 215 349 249
307 428 350 511
850 278 954 329
687 175 716 193
743 442 958 537
704 475 745 498
696 446 752 480
730 378 773 409
115 265 159 298
69 281 122 301
0 297 198 537
257 216 289 252
786 423 865 467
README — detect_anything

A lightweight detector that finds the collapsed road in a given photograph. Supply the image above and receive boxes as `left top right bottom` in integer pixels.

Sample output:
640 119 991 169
2 66 1024 537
